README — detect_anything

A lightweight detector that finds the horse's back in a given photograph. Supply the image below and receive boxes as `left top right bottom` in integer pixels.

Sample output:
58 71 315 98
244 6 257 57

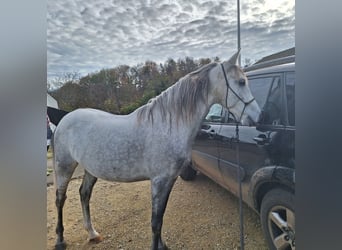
54 108 137 157
57 108 121 126
53 107 191 181
53 108 151 179
56 108 134 133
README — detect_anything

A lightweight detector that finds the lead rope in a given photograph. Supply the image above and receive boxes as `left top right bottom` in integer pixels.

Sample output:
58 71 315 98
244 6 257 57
220 63 251 249
235 122 245 250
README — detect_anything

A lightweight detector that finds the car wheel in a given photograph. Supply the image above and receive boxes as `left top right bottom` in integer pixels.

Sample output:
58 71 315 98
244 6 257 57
180 163 197 181
260 188 295 250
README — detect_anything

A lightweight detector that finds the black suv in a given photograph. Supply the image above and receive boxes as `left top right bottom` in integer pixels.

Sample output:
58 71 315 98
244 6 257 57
181 56 295 250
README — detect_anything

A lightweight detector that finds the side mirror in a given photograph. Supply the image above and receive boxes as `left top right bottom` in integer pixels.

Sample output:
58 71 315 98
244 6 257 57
208 115 223 123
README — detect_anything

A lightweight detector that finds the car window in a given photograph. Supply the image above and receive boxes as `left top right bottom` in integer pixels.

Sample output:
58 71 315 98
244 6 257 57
225 77 275 124
204 103 224 123
261 76 283 125
248 77 274 108
285 72 295 126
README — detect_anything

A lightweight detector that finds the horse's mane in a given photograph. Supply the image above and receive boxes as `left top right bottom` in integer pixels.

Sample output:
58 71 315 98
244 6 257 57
136 62 218 125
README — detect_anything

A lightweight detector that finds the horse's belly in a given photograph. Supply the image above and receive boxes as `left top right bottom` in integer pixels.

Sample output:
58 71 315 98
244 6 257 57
81 159 151 183
97 167 150 182
97 174 149 183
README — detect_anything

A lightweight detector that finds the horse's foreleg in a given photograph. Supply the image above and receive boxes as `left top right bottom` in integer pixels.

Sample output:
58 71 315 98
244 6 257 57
79 170 102 242
150 176 176 250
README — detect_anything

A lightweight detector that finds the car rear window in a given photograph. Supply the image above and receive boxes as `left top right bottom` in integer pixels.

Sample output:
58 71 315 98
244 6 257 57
248 77 274 108
285 72 295 126
249 75 285 125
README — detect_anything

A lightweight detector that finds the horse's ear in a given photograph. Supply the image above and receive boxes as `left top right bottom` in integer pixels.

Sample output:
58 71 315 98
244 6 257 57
227 49 241 66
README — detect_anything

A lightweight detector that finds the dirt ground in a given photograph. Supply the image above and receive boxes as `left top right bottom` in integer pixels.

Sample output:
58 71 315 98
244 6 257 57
47 170 268 250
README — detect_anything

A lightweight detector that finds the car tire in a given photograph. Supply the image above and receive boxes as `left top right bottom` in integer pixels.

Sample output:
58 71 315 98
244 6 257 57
180 163 197 181
260 188 295 250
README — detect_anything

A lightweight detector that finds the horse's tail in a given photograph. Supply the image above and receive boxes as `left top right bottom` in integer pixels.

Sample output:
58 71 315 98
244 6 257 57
51 118 79 191
48 107 68 187
50 113 64 187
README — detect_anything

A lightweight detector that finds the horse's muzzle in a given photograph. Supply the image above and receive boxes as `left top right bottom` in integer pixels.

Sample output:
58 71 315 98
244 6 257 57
242 113 260 126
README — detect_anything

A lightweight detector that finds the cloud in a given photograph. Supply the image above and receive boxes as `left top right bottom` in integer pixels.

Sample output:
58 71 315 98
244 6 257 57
47 0 295 80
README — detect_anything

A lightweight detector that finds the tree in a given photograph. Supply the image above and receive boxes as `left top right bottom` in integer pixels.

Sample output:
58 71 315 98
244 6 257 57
48 56 221 115
47 71 80 91
199 58 211 67
49 82 87 111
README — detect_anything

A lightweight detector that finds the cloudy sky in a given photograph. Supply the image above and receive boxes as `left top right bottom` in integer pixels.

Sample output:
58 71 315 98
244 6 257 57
47 0 294 80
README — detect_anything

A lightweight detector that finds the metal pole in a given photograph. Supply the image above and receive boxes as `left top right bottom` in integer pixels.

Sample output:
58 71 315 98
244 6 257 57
237 3 244 248
236 124 245 250
237 0 241 65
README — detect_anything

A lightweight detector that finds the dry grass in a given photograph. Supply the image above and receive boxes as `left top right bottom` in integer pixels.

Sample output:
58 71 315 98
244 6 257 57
47 175 268 249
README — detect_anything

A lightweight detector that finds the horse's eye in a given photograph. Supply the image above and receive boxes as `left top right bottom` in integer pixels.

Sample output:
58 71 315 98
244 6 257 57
238 78 246 85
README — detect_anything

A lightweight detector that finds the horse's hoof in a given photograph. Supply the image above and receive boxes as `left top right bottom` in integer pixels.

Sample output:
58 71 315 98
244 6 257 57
158 243 169 250
55 241 66 250
89 234 103 244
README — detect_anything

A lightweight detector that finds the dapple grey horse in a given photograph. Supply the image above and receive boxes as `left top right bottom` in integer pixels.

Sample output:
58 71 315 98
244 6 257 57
52 51 261 249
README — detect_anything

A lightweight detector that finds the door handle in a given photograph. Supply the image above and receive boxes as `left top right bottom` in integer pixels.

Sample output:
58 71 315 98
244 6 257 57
253 134 269 145
208 129 216 138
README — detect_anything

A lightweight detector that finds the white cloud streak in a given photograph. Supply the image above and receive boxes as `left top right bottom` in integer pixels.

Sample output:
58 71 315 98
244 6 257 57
47 0 294 79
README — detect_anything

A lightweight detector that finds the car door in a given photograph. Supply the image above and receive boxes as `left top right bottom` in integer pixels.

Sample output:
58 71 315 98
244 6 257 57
191 104 225 183
217 74 285 197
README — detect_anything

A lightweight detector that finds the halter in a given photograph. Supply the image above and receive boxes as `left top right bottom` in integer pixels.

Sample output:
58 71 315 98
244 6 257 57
220 63 255 250
220 63 255 123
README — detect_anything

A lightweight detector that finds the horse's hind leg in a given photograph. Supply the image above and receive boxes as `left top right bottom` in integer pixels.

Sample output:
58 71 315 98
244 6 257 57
54 159 77 250
79 170 102 243
150 176 177 250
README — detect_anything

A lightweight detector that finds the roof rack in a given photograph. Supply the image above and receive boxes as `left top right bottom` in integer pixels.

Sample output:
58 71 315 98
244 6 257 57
244 55 295 72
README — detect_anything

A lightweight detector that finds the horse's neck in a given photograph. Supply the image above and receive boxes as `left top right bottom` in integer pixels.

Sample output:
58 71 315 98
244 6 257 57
183 99 211 142
186 88 221 141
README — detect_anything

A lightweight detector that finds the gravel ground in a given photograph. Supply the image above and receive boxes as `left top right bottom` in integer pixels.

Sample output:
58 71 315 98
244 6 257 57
47 173 268 250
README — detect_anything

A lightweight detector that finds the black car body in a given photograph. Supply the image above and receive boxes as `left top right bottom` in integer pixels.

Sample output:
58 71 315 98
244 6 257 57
181 57 295 250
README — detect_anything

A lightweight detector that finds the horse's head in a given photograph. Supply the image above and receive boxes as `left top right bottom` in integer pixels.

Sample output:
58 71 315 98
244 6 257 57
210 50 261 126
